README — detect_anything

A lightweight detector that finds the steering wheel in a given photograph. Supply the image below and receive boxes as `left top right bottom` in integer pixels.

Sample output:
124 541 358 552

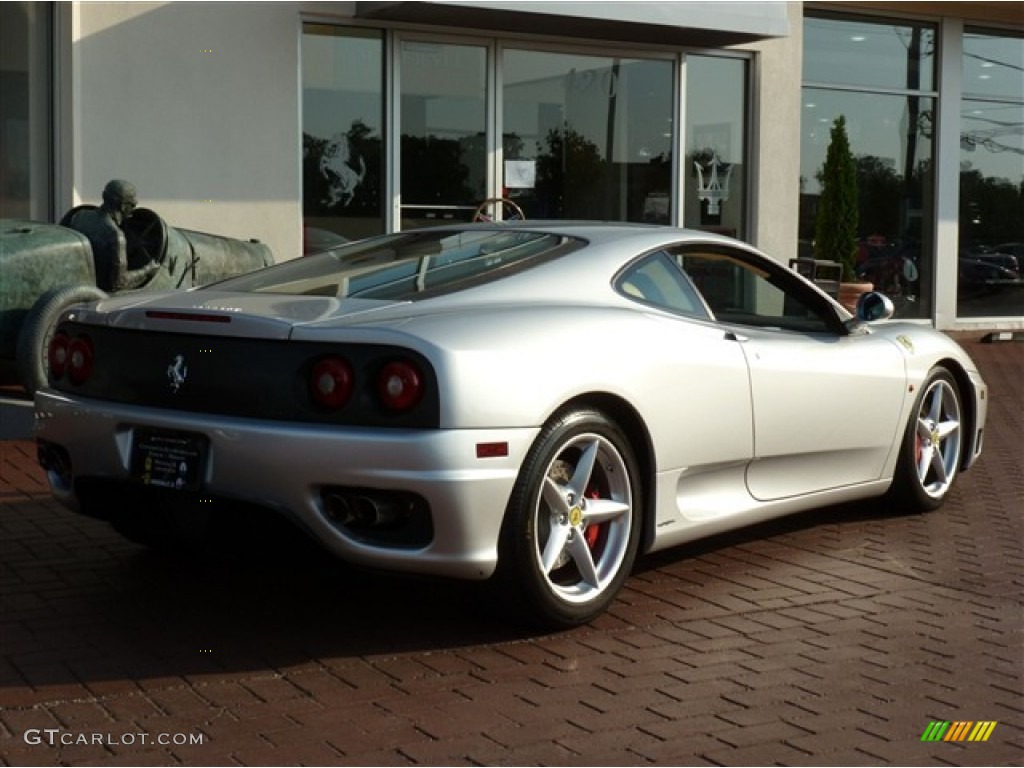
123 209 167 268
473 197 525 222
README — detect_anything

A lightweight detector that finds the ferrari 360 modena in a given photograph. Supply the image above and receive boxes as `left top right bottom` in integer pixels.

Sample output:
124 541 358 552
35 223 987 627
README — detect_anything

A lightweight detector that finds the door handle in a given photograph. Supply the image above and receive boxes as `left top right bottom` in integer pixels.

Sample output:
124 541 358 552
724 331 748 342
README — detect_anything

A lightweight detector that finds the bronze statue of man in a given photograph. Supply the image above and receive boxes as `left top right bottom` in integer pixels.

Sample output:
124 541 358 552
68 180 159 292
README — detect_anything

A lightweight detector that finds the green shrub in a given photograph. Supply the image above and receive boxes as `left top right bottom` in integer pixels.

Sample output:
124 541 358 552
814 115 859 281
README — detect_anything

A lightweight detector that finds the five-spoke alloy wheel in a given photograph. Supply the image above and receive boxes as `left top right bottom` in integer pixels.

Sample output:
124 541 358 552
889 368 964 511
500 408 641 628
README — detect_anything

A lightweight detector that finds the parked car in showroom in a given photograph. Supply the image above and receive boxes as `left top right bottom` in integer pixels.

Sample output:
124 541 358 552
1 205 273 394
993 242 1024 261
958 246 1021 292
34 223 988 628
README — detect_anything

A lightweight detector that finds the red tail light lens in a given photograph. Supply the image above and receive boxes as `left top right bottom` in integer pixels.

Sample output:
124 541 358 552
67 335 95 385
310 357 354 410
377 360 424 411
48 332 71 379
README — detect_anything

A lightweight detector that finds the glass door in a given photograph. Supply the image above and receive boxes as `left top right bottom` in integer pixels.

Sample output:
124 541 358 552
501 48 675 223
302 25 386 247
397 39 489 230
684 55 748 240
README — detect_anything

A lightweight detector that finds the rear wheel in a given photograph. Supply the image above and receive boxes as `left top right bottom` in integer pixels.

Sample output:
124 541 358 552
888 368 964 512
499 409 641 628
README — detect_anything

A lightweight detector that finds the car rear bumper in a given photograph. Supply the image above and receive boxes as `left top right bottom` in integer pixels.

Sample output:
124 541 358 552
35 389 539 580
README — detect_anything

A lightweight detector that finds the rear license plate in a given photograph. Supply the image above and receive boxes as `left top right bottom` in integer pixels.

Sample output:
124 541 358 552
130 428 208 491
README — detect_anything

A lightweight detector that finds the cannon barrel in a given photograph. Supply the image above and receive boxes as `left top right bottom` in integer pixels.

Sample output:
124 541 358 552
124 208 273 290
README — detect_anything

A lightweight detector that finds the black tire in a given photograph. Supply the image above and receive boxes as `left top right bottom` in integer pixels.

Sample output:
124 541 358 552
498 408 642 629
887 368 964 512
16 285 107 396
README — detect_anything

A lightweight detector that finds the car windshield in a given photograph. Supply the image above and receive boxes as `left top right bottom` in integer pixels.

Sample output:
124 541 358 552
205 229 581 300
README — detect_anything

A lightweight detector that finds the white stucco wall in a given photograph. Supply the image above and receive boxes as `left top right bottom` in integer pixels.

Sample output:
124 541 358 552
71 2 303 263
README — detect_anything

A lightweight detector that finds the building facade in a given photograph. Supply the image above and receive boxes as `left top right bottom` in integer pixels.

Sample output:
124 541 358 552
2 1 1021 328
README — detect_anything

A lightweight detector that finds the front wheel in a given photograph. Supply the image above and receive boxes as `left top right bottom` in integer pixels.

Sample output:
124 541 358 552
499 409 642 629
887 368 964 512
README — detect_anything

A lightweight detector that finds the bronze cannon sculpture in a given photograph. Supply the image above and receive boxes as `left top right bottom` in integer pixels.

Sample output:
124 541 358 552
1 181 273 394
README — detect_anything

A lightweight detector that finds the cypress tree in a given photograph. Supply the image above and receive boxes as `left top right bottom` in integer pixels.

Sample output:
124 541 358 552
814 116 859 280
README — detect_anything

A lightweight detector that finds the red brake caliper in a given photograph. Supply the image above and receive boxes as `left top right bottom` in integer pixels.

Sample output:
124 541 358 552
584 488 601 549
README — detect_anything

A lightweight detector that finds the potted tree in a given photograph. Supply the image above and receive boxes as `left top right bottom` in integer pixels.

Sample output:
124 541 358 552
814 115 872 311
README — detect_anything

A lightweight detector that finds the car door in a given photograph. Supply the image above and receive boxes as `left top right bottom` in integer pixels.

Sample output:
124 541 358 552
676 245 907 501
614 251 754 521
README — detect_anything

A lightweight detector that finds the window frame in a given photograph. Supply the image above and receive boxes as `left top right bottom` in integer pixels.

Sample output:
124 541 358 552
612 249 712 320
672 243 849 335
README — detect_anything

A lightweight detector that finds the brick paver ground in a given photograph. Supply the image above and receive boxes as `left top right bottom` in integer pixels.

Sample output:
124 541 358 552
1 334 1021 766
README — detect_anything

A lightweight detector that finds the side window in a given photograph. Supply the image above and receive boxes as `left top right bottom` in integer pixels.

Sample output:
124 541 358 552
616 252 709 319
677 248 835 333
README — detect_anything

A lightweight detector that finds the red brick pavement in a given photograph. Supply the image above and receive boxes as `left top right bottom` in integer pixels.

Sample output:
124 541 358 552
1 334 1021 766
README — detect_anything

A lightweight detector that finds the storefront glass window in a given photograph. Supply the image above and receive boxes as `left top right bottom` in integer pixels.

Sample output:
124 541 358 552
502 49 674 223
302 26 385 248
0 1 52 220
803 15 935 92
399 41 487 230
684 55 748 239
801 14 936 319
957 29 1024 318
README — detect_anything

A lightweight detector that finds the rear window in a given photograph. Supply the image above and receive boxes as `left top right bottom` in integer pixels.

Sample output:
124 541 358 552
205 229 580 300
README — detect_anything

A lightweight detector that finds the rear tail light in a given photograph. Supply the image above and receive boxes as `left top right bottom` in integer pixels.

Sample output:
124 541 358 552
377 360 425 411
302 348 434 423
49 332 94 385
48 332 71 379
67 335 95 385
310 356 354 410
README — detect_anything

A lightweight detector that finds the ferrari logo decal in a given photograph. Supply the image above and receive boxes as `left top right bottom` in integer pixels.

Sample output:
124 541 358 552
896 335 915 354
167 354 188 393
569 506 583 527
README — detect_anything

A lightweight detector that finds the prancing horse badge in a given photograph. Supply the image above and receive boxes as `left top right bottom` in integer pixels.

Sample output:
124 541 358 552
167 354 188 393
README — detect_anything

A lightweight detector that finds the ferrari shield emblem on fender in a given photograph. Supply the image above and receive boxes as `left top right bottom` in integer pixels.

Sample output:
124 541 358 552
896 335 915 354
167 354 188 393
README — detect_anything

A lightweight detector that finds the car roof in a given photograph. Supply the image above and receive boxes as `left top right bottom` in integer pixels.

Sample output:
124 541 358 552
421 220 741 245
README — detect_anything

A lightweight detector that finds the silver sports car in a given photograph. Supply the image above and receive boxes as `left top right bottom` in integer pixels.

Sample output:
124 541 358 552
35 223 988 627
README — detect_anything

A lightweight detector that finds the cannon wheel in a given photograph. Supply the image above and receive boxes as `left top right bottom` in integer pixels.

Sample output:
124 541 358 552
16 285 108 397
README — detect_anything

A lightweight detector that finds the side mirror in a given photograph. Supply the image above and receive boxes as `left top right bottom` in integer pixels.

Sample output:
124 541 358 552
855 291 895 322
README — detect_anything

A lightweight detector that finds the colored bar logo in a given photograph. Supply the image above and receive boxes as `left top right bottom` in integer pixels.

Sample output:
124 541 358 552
921 721 997 742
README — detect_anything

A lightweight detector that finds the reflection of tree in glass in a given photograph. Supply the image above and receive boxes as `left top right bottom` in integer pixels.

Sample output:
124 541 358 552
503 133 525 160
814 115 859 280
852 155 901 237
400 135 478 206
960 169 1024 246
535 126 605 219
691 148 727 171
